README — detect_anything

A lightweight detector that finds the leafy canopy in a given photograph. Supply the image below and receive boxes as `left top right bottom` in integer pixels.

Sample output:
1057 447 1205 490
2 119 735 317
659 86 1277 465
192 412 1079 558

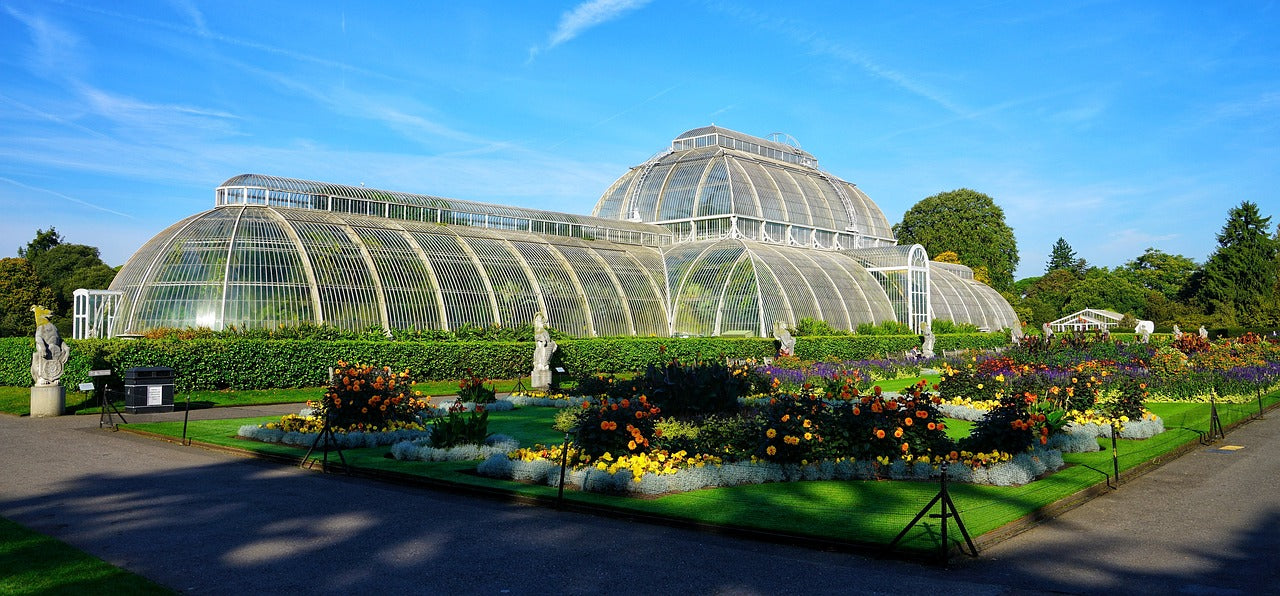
893 188 1018 292
1195 201 1277 326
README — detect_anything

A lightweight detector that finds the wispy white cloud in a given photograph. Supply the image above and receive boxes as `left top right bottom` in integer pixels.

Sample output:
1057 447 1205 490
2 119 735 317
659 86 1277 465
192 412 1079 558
0 176 134 218
59 1 406 84
529 0 652 60
164 0 212 38
4 5 84 77
710 3 970 118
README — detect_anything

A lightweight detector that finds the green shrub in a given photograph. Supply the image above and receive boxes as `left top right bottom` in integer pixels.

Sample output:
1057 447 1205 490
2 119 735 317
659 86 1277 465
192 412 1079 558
430 403 491 448
793 317 849 336
855 321 916 335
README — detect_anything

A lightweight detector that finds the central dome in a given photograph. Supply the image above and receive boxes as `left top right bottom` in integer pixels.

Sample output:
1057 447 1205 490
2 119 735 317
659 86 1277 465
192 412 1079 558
593 126 895 248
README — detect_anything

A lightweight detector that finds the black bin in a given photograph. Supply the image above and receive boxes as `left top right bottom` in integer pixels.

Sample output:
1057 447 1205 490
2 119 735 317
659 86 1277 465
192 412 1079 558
124 367 175 414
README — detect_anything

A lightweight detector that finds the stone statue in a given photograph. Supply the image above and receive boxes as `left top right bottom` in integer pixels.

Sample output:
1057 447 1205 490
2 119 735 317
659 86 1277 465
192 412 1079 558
922 330 936 358
1041 322 1054 339
1135 320 1154 343
772 321 796 357
530 312 557 390
1172 325 1182 339
30 305 69 386
1198 325 1208 339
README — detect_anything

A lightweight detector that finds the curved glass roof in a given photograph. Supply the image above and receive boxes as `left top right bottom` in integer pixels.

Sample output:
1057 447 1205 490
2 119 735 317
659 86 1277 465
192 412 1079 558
929 263 1020 334
664 238 895 337
111 206 669 336
217 174 672 247
592 126 895 243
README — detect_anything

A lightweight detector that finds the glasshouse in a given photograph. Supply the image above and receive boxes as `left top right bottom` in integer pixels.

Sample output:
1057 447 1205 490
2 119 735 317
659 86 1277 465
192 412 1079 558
94 126 1019 338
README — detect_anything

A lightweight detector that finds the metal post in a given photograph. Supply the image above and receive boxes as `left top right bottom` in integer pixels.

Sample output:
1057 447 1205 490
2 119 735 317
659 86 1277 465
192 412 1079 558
1110 420 1120 489
181 393 192 446
557 430 573 507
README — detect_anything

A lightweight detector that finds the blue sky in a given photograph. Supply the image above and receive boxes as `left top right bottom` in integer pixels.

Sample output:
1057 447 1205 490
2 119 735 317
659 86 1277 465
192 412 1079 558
2 0 1277 280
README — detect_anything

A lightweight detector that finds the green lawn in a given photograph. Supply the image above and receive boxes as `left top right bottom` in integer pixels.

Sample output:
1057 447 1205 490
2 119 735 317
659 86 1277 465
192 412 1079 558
876 374 942 393
0 516 172 595
121 390 1280 556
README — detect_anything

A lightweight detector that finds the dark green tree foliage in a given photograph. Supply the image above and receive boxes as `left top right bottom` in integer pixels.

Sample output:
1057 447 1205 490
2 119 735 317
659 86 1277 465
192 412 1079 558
1019 269 1078 325
16 228 117 333
0 258 58 337
1119 248 1199 303
893 189 1019 291
1063 268 1145 316
1046 237 1077 274
1196 202 1278 325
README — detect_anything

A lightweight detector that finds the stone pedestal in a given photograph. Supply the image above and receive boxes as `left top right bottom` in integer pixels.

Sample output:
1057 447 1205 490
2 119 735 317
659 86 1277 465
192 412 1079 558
531 367 552 390
30 385 65 417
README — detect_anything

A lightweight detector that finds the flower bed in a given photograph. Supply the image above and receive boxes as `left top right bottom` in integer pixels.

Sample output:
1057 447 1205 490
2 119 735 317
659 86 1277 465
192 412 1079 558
389 434 519 462
477 445 1065 494
237 424 428 448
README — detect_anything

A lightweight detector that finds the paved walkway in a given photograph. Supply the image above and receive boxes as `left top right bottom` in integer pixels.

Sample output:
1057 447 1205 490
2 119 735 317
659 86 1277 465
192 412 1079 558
2 403 1278 595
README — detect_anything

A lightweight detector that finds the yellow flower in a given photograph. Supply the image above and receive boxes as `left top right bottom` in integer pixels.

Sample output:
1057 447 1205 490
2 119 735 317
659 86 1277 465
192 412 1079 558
766 428 777 439
803 419 812 428
804 432 813 440
766 445 777 456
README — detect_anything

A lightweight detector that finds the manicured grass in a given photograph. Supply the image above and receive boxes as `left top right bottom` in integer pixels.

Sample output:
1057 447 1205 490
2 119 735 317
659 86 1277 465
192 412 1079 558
122 390 1280 556
876 374 942 393
0 516 172 595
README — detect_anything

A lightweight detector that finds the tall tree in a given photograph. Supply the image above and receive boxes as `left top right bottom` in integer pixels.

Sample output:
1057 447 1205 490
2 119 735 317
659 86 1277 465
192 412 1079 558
1019 269 1079 325
0 258 58 337
1063 268 1146 316
1118 248 1199 303
18 228 63 261
17 228 118 334
893 189 1019 292
1195 201 1278 325
1046 238 1078 274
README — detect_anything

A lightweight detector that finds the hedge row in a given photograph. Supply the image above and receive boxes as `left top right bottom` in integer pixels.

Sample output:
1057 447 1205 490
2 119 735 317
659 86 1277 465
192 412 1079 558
1 332 1009 391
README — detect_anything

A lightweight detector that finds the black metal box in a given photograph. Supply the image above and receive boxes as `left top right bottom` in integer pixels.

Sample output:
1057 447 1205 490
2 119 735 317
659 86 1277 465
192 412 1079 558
124 367 175 414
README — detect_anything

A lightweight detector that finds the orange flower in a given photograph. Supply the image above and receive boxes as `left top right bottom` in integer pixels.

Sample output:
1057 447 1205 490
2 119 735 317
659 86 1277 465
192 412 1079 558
901 442 910 452
852 406 861 416
875 429 886 439
927 422 937 431
635 411 644 419
781 414 790 422
600 421 611 430
916 410 928 419
894 427 904 438
904 418 914 427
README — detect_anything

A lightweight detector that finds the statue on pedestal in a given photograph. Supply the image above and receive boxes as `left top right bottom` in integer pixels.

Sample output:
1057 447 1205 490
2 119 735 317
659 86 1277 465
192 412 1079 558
1135 320 1154 343
922 330 936 358
1172 325 1182 339
30 305 68 386
1198 325 1209 339
530 312 557 390
772 321 795 357
1041 322 1054 339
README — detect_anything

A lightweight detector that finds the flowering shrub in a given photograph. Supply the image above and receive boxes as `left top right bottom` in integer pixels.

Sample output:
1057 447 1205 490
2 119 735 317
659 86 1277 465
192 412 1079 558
1172 334 1211 355
960 391 1058 454
573 395 662 457
627 361 755 418
756 389 831 464
430 400 491 449
456 369 496 404
311 361 431 432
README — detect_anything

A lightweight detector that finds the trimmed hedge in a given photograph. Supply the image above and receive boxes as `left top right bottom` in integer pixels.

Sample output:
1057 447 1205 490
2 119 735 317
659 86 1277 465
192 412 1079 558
1 332 1009 391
